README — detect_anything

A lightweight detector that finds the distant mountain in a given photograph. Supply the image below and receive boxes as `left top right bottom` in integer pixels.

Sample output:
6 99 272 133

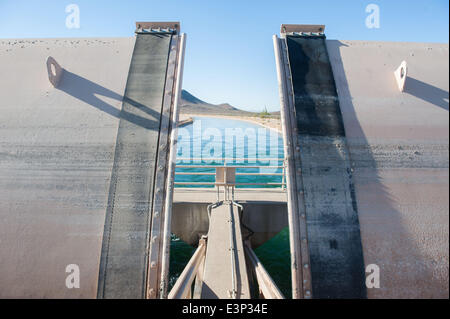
180 90 254 116
181 90 207 105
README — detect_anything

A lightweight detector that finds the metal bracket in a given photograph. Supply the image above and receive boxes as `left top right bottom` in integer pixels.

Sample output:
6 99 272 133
281 24 325 37
135 21 180 34
273 35 313 299
215 167 236 202
394 61 408 92
46 56 63 88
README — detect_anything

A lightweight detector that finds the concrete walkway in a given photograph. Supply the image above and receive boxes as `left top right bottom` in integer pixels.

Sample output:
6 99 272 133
201 202 250 299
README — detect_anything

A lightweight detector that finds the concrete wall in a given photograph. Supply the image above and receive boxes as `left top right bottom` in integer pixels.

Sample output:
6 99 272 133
327 40 449 298
0 38 134 298
172 189 288 248
172 201 287 248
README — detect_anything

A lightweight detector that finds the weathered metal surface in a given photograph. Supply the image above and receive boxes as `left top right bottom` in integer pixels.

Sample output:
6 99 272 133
284 34 367 298
273 35 313 299
97 32 173 299
145 35 179 299
281 24 325 35
135 22 180 33
160 33 187 299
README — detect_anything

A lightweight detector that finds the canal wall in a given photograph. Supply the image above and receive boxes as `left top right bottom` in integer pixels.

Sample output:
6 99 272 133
0 37 447 298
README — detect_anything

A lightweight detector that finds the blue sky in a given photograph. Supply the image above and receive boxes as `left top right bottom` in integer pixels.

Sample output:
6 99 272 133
0 0 448 112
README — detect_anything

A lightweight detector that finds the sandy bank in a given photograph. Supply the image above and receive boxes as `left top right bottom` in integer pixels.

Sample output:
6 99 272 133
178 113 281 133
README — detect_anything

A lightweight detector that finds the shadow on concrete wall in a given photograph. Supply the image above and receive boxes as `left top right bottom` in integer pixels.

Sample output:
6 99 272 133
58 69 162 129
404 77 449 111
327 40 440 298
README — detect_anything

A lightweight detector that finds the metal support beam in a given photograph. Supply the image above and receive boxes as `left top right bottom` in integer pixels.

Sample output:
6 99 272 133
168 238 207 299
244 242 284 299
159 33 187 299
281 24 325 36
273 35 312 299
145 32 179 300
97 22 184 300
136 22 180 34
277 28 367 298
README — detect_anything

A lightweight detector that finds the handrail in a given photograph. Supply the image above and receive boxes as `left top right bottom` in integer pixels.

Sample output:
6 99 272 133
160 32 187 299
177 157 284 161
228 203 238 299
244 242 285 299
174 161 287 189
168 238 206 299
176 172 284 176
176 165 283 169
174 182 286 186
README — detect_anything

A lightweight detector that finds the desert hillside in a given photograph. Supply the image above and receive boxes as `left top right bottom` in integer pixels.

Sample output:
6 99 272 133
180 89 280 118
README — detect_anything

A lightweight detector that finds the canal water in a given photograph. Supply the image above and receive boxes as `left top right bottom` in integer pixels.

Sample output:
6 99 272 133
169 117 291 298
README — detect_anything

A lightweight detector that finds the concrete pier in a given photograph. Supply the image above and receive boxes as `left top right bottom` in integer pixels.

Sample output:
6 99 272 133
172 188 288 248
200 203 250 299
274 26 448 298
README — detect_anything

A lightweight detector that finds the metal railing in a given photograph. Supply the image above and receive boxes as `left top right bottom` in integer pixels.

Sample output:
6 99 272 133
174 157 286 189
244 241 285 299
168 236 207 299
